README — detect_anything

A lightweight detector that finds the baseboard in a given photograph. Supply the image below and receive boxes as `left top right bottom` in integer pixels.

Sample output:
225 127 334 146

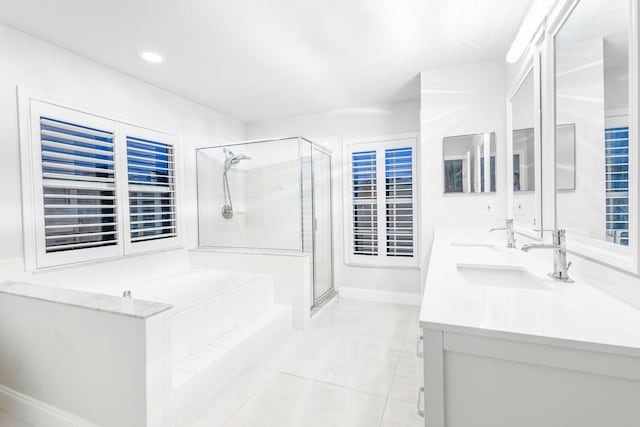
0 384 96 426
338 287 421 306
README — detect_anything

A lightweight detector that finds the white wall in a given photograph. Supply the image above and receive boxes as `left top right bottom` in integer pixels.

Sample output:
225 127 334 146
197 151 250 247
246 100 421 296
246 159 302 250
0 24 244 282
419 59 507 286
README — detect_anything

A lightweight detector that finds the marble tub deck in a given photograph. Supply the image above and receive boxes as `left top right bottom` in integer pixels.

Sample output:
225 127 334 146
0 281 171 319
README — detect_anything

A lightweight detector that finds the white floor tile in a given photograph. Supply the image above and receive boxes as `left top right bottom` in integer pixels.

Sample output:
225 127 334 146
379 398 424 427
273 327 401 396
0 413 36 427
388 352 424 403
0 411 13 427
401 319 422 355
226 372 387 427
313 300 414 346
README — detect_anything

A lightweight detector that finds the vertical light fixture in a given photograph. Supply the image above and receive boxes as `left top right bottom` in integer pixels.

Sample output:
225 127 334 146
506 0 558 63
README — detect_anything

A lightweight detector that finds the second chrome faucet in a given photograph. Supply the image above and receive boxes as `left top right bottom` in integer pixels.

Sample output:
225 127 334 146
490 219 516 248
521 229 573 282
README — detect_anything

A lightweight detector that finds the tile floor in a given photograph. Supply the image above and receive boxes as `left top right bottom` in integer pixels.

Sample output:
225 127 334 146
187 298 424 427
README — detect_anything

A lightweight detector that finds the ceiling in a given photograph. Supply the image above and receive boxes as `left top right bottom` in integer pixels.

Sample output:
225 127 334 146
0 0 531 122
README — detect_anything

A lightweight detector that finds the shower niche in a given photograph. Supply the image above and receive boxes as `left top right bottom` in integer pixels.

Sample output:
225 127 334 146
196 137 335 308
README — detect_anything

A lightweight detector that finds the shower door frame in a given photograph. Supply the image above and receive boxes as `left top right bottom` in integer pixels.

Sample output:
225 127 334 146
306 139 336 311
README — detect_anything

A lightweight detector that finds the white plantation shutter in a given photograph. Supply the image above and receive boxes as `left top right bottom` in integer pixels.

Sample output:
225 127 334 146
25 101 180 269
385 147 414 257
345 137 417 267
125 130 178 250
352 150 379 256
605 126 629 246
31 103 121 267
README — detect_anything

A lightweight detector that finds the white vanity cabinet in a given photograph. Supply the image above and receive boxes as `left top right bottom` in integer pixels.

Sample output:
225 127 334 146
420 326 640 427
419 228 640 427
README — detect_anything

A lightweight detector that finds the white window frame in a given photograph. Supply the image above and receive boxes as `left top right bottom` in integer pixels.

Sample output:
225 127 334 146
343 134 419 268
18 92 182 271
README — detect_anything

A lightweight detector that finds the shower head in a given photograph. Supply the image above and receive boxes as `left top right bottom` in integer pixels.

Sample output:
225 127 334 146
223 148 251 172
232 154 251 163
221 148 251 219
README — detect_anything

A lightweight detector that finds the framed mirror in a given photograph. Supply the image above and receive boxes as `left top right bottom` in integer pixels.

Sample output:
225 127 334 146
556 123 576 190
554 0 634 268
443 133 496 194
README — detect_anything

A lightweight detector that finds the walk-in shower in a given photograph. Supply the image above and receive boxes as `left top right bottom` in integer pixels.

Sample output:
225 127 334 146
196 137 334 309
221 148 251 219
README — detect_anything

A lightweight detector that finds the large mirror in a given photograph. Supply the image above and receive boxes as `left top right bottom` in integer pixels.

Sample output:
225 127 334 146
556 123 576 190
555 0 630 248
511 69 538 227
443 133 496 194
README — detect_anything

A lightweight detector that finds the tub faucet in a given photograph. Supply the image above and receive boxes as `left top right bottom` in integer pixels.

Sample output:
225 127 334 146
490 219 516 248
123 290 132 298
521 229 573 281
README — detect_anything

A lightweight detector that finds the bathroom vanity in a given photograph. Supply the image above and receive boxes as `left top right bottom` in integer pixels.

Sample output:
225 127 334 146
418 228 640 427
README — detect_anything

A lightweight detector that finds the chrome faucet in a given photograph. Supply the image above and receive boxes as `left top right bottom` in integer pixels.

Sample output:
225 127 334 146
490 219 516 248
521 229 573 281
122 290 132 298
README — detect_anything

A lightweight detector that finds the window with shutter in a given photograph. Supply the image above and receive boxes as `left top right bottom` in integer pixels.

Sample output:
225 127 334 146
345 136 417 267
23 100 180 269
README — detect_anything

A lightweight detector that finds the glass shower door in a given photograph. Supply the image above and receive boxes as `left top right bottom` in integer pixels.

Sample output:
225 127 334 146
312 148 334 306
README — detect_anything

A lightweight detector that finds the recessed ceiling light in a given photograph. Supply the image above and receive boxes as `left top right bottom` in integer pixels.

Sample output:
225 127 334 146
140 51 164 63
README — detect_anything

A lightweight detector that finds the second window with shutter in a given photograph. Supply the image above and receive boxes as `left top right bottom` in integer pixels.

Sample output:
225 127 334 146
344 136 417 268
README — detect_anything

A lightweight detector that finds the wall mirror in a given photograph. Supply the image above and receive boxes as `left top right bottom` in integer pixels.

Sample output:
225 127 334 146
556 123 576 190
510 68 540 229
443 133 496 194
554 0 632 258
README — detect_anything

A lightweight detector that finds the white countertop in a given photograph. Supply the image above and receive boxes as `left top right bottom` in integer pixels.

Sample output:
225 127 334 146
420 227 640 356
0 281 172 319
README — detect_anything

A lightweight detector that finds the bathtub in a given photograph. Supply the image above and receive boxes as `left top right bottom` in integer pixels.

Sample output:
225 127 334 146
104 269 270 312
102 268 291 418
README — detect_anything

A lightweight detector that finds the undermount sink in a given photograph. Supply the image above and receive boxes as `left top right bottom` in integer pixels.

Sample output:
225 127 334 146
456 264 549 290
